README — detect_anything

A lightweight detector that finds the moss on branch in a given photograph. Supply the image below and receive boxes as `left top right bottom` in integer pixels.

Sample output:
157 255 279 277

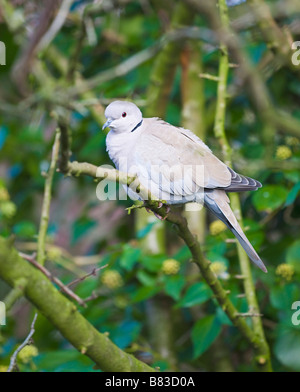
0 237 155 372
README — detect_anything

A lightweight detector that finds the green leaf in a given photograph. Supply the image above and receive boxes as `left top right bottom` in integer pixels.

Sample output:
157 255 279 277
270 284 299 310
275 325 300 371
192 316 222 358
130 286 160 303
72 218 96 245
243 218 265 248
215 307 232 326
285 170 300 183
287 240 300 273
136 221 157 239
140 254 165 273
13 221 36 237
173 245 190 262
110 320 141 349
285 182 300 206
164 275 185 300
120 244 141 271
34 349 96 372
253 185 289 212
176 282 212 308
136 270 157 286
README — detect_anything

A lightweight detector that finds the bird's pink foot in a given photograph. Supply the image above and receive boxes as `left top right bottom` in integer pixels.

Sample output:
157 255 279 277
153 204 170 220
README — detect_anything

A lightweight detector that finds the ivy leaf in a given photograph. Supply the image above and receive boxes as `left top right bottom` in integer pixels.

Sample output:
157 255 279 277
34 350 95 372
215 307 232 326
13 221 37 237
120 244 141 271
285 182 300 206
176 282 212 308
192 316 222 358
270 284 299 310
136 270 157 287
275 325 300 371
285 170 300 183
136 221 157 239
130 286 160 303
253 185 288 212
110 320 141 349
140 254 165 273
164 275 185 301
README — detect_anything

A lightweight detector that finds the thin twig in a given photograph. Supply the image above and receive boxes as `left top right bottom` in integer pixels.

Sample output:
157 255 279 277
199 73 220 81
20 252 87 307
11 0 61 94
83 291 101 303
67 265 108 289
37 0 74 52
3 287 24 311
37 129 61 265
236 312 264 318
7 313 38 372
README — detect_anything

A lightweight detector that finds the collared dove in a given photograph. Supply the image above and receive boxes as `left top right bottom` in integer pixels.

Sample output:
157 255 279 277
103 101 267 273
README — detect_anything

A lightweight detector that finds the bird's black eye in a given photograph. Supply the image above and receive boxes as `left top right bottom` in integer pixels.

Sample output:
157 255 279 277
122 112 127 118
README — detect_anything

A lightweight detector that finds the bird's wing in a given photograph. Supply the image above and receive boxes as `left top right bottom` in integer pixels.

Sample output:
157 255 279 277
222 167 262 192
132 118 231 198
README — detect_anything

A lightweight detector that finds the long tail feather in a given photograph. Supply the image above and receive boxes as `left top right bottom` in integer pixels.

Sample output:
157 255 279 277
204 191 267 273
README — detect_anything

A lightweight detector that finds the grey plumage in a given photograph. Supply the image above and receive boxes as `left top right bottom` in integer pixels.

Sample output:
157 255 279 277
103 101 267 273
204 190 266 272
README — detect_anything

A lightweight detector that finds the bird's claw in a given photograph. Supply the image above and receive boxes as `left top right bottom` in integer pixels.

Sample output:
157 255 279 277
154 203 170 220
143 201 170 220
154 212 168 221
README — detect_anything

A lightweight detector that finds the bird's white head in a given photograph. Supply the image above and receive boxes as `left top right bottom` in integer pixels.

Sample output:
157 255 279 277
102 101 143 134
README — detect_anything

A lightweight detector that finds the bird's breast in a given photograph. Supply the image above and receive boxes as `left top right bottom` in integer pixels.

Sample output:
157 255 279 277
106 131 138 171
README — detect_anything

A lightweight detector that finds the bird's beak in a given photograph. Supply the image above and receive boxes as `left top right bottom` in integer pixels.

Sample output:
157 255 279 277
102 118 113 130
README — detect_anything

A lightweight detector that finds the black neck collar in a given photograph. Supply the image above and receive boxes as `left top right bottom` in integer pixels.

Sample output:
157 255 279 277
131 119 143 133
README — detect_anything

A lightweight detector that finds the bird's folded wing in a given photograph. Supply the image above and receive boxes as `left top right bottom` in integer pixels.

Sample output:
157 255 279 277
133 119 231 197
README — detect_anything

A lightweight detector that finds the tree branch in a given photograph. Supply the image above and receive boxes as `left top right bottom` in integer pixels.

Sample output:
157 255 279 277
20 252 87 308
11 0 62 95
37 129 61 265
146 2 195 118
0 237 155 372
7 313 38 372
